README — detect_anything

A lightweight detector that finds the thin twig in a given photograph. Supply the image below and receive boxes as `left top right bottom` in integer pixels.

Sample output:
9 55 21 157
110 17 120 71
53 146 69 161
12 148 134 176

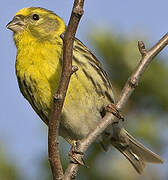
63 33 168 179
48 0 85 180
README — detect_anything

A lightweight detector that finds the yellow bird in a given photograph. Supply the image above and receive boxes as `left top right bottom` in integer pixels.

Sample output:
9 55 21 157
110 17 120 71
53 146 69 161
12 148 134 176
7 7 163 174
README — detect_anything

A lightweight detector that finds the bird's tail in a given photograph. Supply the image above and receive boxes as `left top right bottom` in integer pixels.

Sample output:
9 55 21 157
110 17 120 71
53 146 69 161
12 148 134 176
110 129 163 174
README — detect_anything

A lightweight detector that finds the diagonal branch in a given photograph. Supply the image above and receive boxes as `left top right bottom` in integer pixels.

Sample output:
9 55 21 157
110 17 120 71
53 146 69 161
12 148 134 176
63 33 168 179
48 0 85 180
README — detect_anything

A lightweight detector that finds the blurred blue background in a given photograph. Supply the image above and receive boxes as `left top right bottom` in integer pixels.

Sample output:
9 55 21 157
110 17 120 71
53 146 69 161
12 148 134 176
1 1 168 179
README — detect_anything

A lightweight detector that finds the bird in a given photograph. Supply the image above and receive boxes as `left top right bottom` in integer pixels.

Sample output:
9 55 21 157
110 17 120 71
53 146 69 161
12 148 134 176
7 7 163 174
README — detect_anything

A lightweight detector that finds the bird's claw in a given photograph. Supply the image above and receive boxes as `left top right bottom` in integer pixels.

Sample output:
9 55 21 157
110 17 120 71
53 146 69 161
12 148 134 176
105 104 124 121
69 140 88 168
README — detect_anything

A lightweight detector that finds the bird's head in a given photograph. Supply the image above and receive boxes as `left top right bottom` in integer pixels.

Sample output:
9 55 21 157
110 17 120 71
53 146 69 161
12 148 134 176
7 7 65 41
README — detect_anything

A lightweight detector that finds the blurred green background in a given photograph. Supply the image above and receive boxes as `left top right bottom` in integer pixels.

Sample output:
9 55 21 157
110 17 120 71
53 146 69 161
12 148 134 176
1 30 168 179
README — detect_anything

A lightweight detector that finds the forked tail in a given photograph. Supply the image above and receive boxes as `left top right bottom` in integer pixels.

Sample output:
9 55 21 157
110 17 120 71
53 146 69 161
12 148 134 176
111 129 163 174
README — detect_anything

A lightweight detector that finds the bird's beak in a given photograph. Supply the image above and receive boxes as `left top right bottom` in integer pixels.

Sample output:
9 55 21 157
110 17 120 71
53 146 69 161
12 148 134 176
7 15 25 33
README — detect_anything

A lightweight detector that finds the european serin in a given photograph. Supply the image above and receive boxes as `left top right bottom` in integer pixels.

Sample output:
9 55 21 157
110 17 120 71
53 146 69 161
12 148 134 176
7 7 163 174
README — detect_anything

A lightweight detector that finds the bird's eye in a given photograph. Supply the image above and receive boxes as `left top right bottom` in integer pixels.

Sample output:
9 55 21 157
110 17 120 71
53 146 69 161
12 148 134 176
32 14 40 21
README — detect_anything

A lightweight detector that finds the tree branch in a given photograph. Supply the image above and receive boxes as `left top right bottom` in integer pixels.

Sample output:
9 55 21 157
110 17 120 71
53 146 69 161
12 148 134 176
63 33 168 179
48 0 85 180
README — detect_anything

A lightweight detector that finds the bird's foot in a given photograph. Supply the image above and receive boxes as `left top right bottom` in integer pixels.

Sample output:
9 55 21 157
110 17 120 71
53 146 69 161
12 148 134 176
105 104 124 121
69 140 87 167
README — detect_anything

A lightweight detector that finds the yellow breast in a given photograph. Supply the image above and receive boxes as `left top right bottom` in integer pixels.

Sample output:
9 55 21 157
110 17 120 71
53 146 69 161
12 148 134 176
15 30 63 122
